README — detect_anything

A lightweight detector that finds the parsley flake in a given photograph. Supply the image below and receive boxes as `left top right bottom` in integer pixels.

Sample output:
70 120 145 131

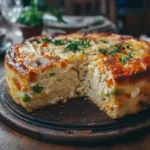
36 61 42 66
119 52 132 64
65 41 79 52
53 39 65 46
80 38 91 48
108 48 121 56
99 49 107 55
42 38 65 46
126 45 130 49
42 38 52 43
65 38 90 53
99 47 121 56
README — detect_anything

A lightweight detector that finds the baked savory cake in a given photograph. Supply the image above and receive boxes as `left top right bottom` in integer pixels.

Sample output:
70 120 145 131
5 32 150 119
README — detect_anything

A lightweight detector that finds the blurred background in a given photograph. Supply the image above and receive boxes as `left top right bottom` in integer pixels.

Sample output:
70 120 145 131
0 0 150 54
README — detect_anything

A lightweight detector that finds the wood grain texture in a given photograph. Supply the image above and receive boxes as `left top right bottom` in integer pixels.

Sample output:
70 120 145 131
0 58 150 149
0 120 150 150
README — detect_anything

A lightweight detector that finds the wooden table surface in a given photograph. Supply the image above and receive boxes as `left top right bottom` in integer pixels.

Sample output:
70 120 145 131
0 55 150 150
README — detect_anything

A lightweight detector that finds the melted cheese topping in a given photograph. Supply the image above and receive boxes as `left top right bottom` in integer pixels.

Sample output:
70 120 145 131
8 33 150 82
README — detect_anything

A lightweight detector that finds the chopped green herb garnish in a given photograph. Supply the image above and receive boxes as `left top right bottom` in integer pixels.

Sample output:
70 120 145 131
36 61 42 66
119 58 126 65
119 44 131 50
32 85 43 93
119 52 132 64
80 38 91 48
65 41 80 52
65 38 90 53
22 93 30 102
42 38 90 50
108 48 121 56
50 73 55 76
42 38 52 43
126 45 130 49
53 39 65 46
42 38 65 46
99 44 121 56
99 48 121 56
99 49 107 55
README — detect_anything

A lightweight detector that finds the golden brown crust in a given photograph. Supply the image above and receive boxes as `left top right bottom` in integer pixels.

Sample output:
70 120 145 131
5 45 28 76
5 32 150 86
103 55 150 83
6 32 150 84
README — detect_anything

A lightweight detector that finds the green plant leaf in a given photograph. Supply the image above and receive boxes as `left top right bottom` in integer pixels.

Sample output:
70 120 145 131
17 7 43 27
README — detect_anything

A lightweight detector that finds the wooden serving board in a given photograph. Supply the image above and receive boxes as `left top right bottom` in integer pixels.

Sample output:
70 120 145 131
0 77 150 144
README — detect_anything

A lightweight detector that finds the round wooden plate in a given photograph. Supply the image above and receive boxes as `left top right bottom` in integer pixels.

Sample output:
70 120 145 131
0 77 150 144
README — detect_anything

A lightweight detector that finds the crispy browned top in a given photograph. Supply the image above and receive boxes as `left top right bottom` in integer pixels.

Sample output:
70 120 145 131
5 32 150 82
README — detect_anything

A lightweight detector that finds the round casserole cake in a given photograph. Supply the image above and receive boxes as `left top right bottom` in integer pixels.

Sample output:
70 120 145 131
5 32 150 119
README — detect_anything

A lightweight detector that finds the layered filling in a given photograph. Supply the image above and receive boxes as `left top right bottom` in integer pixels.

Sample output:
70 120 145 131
5 33 150 118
